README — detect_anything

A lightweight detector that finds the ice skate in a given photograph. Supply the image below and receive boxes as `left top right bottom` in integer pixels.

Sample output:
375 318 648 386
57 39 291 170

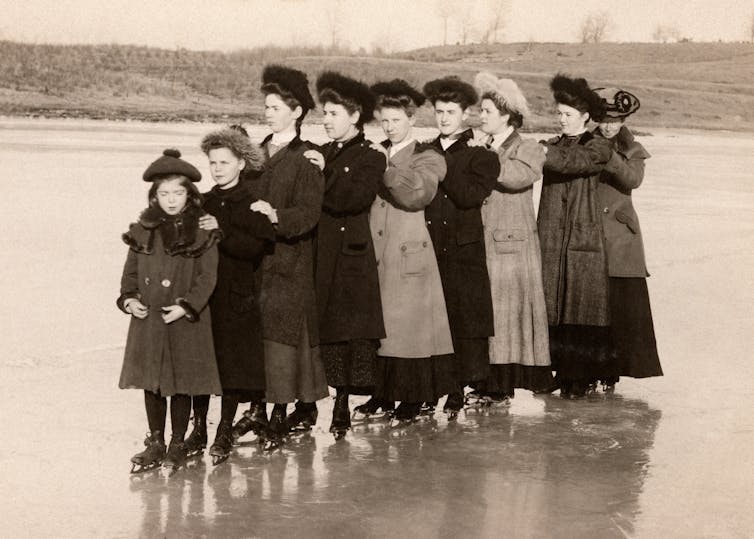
209 420 233 466
285 401 318 432
389 402 420 428
464 390 486 406
329 393 351 441
184 415 207 458
232 401 268 443
443 391 464 420
162 437 188 474
130 431 166 474
601 377 618 393
263 406 288 452
419 400 437 416
352 397 394 420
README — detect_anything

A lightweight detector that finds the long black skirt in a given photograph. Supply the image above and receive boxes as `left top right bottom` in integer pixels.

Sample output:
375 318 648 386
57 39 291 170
374 354 456 403
477 364 555 396
321 339 380 394
453 337 491 386
609 277 663 378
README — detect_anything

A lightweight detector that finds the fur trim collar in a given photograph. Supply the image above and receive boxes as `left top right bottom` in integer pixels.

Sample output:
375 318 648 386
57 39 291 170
122 205 222 257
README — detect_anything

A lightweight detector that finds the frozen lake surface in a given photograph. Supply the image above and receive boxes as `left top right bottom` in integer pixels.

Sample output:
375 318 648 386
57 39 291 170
0 118 753 537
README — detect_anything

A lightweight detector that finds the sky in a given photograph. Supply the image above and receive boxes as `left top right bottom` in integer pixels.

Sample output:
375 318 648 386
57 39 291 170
0 0 751 51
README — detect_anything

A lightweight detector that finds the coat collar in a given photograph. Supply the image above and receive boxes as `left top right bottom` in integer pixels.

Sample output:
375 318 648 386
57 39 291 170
261 133 306 166
323 132 366 176
205 179 255 203
499 129 521 152
432 128 474 154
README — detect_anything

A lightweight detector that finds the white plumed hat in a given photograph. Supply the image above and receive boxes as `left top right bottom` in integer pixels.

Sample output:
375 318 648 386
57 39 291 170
474 72 531 118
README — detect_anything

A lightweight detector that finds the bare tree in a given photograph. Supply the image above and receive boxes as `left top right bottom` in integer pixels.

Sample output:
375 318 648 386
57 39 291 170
459 9 478 45
652 24 681 43
325 0 345 49
437 0 454 46
481 0 510 43
579 11 611 43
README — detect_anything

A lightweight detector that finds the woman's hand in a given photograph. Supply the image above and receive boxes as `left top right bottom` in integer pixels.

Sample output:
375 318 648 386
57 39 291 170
250 200 279 224
161 304 186 324
198 214 219 231
467 138 486 148
125 299 149 319
303 149 325 171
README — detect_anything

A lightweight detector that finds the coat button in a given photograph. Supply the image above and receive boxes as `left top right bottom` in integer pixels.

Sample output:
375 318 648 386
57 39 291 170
603 207 609 213
378 230 383 236
144 277 150 285
422 241 427 247
443 220 447 225
427 220 432 225
340 226 345 232
344 166 349 172
401 245 407 252
443 194 448 199
161 279 171 287
381 201 386 208
483 199 488 205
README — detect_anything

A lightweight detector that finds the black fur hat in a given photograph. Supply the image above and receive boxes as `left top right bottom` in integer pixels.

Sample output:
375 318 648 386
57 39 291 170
142 149 201 182
371 79 426 111
550 74 605 121
423 76 478 109
200 127 265 172
261 64 315 113
316 71 376 127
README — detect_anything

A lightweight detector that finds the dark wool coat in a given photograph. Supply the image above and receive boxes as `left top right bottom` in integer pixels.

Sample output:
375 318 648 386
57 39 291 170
595 126 651 278
538 131 612 327
314 132 386 344
117 212 222 396
203 181 275 391
247 135 325 347
426 129 498 339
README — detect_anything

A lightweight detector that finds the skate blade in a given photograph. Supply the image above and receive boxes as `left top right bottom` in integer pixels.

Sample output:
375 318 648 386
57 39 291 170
263 438 285 452
210 454 229 466
130 461 162 474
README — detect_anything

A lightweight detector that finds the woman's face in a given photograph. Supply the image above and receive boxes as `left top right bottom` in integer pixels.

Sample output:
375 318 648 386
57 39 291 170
208 147 245 190
479 98 510 135
155 177 188 215
556 103 590 136
378 106 414 144
264 93 301 133
322 102 359 141
433 100 468 136
599 118 624 139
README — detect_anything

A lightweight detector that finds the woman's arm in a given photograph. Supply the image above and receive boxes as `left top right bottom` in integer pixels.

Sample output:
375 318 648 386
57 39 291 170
274 159 325 238
175 245 219 323
543 136 611 176
497 139 546 191
219 210 275 260
603 140 649 190
383 148 446 211
323 147 384 215
441 147 499 209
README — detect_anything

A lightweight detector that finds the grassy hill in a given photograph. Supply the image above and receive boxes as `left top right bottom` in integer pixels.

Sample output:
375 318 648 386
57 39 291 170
1 40 753 131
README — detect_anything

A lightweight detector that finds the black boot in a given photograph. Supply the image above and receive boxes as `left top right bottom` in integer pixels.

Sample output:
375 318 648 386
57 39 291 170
209 420 233 465
184 414 208 457
130 431 166 473
329 392 351 440
443 391 464 413
264 404 289 451
163 435 188 471
285 401 318 431
232 401 268 441
353 397 394 418
393 402 421 422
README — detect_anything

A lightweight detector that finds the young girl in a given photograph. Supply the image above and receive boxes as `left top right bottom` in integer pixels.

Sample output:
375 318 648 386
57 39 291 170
118 149 222 472
182 126 274 465
247 64 328 447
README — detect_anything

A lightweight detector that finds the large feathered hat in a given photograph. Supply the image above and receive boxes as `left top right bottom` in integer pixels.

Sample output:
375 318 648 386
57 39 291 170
423 76 478 109
474 72 531 118
142 148 201 182
593 87 640 119
550 73 605 121
261 64 315 113
316 71 376 127
371 79 426 111
200 126 265 172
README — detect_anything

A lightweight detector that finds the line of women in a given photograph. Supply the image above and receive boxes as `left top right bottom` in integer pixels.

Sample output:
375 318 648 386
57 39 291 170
117 64 662 473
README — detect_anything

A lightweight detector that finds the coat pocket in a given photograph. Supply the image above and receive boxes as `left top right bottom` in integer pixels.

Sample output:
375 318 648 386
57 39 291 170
229 283 256 314
492 228 526 254
457 225 483 246
400 241 429 277
614 210 639 234
340 242 368 275
568 222 603 252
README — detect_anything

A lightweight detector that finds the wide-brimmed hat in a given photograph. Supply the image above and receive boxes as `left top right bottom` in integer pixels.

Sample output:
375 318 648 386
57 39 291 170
423 76 478 109
474 72 531 117
316 71 376 126
142 149 201 182
594 87 640 119
261 64 315 113
550 73 605 121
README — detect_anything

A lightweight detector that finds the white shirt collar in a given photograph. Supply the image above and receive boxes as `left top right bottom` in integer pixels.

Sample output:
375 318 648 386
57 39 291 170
440 137 458 151
389 137 414 157
270 130 297 146
490 125 515 150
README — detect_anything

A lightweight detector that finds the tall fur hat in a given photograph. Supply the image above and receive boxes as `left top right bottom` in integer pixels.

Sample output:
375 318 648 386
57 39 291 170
142 148 201 182
593 87 640 119
550 73 605 121
261 64 315 113
423 76 478 109
200 126 265 172
474 72 531 118
316 71 376 127
371 79 426 110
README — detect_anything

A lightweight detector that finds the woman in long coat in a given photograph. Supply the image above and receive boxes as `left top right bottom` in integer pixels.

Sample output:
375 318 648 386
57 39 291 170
473 72 553 400
538 74 613 398
366 79 454 423
183 126 274 464
247 65 328 443
422 76 499 415
305 72 386 438
593 87 662 388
